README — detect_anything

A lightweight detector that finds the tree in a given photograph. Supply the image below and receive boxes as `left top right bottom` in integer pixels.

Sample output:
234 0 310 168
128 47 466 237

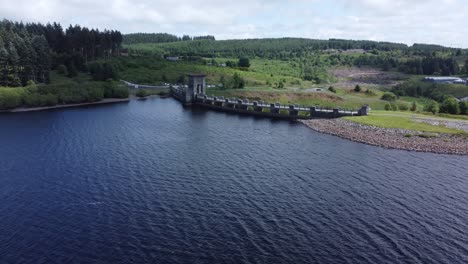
354 84 361 92
238 57 250 68
231 73 245 89
219 75 226 89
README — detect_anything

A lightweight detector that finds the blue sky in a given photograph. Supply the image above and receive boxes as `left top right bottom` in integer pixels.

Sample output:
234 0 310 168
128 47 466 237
1 0 467 48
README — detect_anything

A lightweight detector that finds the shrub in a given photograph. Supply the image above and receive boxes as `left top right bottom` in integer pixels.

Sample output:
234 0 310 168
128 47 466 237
44 94 58 106
67 62 78 78
460 101 468 115
398 102 409 111
384 103 392 111
56 64 68 75
381 92 397 101
354 84 361 92
238 57 250 68
440 97 460 115
365 89 376 96
425 100 440 114
328 86 336 93
418 133 439 138
391 103 399 111
0 88 23 110
410 101 418 112
136 89 149 97
103 81 129 98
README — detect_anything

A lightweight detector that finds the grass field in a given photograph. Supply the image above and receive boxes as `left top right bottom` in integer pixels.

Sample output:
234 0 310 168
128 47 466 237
344 111 468 135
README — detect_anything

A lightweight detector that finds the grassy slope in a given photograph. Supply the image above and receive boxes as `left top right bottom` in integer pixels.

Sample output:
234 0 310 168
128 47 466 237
116 56 415 110
117 56 313 88
344 110 468 135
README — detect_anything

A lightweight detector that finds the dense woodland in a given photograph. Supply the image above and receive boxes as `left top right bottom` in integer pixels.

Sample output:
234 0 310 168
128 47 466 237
123 33 215 44
0 19 123 87
0 19 126 110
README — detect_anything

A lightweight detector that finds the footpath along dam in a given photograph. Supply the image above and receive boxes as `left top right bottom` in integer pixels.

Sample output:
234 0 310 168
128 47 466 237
168 74 368 119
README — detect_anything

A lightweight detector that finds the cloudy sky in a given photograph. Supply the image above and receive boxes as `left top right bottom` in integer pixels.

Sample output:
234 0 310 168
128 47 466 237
1 0 467 47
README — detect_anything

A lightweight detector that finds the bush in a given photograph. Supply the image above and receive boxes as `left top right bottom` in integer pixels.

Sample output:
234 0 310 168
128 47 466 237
354 84 361 92
44 94 58 106
398 102 409 111
24 93 58 107
67 62 78 78
136 89 149 97
384 103 392 111
425 100 440 114
381 92 397 101
365 89 376 96
103 81 129 98
460 101 468 115
391 103 399 111
238 57 250 68
328 86 336 93
410 101 418 112
440 97 460 115
0 88 23 110
57 64 68 76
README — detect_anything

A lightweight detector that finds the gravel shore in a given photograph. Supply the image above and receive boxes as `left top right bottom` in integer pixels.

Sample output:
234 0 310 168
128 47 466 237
301 119 468 155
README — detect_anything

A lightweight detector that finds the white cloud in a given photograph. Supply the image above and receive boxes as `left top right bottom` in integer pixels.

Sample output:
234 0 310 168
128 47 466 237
0 0 467 47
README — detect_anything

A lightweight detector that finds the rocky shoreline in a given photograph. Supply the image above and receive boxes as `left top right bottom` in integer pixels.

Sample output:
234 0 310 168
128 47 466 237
301 119 468 155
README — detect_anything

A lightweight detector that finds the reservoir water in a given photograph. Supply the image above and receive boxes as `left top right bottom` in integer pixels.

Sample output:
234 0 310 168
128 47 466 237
1 98 467 264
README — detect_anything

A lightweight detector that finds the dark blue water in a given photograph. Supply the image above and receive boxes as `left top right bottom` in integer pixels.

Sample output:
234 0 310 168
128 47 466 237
1 98 468 264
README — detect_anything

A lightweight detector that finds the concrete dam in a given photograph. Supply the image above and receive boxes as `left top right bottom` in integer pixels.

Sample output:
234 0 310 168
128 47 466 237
169 74 369 120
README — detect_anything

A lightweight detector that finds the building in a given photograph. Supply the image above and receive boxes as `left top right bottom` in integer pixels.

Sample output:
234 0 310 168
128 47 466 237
423 76 465 84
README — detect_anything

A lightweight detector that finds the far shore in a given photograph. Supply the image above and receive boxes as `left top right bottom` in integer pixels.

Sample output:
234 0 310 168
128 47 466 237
0 98 131 113
301 119 468 155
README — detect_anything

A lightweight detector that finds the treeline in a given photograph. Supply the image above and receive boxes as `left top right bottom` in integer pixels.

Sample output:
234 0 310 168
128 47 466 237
0 19 123 87
147 38 411 59
132 37 465 59
399 57 459 75
0 21 50 86
389 79 468 115
0 81 128 110
123 33 215 44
